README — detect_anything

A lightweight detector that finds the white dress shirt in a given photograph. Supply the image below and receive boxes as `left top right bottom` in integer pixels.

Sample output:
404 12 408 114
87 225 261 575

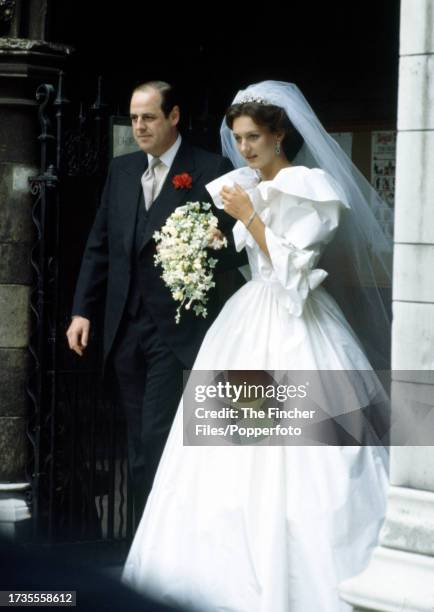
147 133 182 201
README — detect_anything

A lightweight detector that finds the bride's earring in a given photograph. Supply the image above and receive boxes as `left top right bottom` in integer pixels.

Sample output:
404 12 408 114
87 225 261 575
275 140 281 155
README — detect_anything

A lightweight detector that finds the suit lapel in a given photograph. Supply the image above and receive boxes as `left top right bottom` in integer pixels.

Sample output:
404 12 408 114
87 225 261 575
117 152 148 255
140 140 201 250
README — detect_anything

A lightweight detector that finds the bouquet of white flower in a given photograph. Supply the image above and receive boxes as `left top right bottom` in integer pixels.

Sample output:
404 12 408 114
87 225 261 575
153 202 227 324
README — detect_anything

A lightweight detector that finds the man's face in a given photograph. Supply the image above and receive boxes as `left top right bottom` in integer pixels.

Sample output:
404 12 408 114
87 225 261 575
130 88 179 156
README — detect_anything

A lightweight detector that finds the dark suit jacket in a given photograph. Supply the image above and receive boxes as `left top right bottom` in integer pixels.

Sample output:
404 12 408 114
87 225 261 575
72 139 243 378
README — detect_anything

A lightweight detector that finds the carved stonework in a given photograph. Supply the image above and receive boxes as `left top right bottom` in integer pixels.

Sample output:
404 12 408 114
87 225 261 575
0 0 15 25
0 37 73 55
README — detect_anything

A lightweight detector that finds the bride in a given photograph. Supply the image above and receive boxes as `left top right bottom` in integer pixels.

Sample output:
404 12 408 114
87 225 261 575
122 81 392 611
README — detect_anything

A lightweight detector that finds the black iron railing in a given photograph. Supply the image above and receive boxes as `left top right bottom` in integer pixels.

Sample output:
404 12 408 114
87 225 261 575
26 73 133 553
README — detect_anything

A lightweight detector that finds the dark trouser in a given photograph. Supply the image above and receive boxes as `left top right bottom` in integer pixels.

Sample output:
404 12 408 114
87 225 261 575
110 303 184 529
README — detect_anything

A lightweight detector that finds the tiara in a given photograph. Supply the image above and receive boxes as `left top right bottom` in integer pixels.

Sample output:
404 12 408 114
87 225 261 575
236 93 272 105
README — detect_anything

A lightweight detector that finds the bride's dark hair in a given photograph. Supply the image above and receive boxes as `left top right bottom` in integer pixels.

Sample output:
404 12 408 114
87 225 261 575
225 102 304 161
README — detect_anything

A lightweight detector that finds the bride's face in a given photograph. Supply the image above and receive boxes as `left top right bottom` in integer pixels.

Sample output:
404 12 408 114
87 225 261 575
232 116 279 170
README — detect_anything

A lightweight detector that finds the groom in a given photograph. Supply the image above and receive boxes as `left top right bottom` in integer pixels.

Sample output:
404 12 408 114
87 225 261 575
66 81 242 526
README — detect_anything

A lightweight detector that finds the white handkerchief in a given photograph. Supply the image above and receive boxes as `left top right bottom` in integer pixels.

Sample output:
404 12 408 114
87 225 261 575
206 167 260 209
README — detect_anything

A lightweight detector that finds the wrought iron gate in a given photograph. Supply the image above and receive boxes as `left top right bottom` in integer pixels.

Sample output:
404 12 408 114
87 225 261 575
26 73 133 556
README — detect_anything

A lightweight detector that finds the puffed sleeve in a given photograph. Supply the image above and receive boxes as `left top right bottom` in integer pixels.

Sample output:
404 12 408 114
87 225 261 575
261 168 349 316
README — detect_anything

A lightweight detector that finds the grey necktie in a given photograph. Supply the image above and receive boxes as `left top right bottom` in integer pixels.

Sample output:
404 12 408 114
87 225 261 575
141 157 162 210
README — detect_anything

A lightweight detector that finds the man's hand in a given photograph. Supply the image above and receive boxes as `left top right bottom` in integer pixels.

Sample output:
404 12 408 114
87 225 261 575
66 316 91 357
207 227 224 244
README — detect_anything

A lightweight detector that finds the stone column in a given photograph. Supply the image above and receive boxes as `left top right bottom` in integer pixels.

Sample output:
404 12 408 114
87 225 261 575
0 0 72 538
339 1 434 610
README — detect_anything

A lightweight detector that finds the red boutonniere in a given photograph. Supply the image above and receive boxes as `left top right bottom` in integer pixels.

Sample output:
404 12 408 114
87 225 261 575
172 172 193 190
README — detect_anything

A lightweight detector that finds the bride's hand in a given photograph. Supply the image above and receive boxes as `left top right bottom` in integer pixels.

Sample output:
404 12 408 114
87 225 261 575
220 184 253 223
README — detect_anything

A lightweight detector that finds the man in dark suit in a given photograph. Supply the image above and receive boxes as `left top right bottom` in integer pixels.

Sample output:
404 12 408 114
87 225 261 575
66 81 242 526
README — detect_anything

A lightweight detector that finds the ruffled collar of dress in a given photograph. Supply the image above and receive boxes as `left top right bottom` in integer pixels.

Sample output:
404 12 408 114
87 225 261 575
236 165 350 208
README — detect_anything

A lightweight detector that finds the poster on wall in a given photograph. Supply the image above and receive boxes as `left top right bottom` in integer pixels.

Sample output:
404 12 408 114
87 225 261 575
371 131 396 208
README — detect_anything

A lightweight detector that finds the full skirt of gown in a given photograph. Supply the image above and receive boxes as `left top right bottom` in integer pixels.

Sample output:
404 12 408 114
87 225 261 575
122 280 388 612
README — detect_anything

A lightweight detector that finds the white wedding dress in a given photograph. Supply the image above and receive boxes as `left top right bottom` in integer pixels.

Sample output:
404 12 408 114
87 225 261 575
122 166 389 612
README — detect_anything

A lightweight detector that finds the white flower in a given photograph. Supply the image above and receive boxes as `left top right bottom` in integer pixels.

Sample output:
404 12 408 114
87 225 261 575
154 202 228 323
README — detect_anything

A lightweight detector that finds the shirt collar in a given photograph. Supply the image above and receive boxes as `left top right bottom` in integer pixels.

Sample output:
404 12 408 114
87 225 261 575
147 133 182 169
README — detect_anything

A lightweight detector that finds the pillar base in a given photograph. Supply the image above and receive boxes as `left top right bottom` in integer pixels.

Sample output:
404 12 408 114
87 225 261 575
0 482 31 540
340 546 434 611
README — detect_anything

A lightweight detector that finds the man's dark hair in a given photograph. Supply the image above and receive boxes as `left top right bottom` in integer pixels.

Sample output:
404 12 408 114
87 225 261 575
133 81 180 117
